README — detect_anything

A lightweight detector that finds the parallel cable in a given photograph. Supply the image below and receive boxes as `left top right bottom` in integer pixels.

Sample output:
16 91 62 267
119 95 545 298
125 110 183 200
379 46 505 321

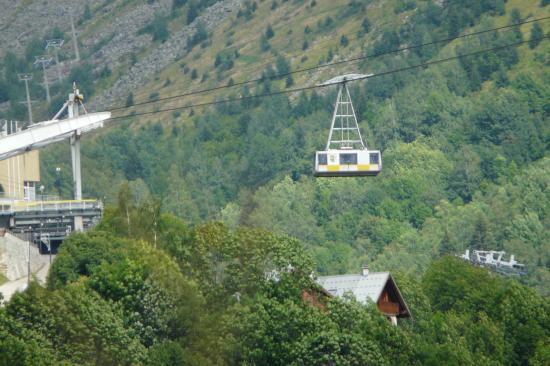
109 36 548 120
108 0 457 111
106 16 550 112
184 0 459 79
187 0 461 85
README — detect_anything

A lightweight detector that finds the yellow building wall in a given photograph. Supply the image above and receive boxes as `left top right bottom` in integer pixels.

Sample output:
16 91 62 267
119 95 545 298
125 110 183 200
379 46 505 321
0 151 40 199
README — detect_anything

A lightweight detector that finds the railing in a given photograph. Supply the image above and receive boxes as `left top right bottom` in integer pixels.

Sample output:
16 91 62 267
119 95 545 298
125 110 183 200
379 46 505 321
35 194 61 201
0 197 14 214
0 193 60 201
0 199 102 213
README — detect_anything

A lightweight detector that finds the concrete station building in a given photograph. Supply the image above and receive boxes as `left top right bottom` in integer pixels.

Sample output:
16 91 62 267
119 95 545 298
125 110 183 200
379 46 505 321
0 151 41 201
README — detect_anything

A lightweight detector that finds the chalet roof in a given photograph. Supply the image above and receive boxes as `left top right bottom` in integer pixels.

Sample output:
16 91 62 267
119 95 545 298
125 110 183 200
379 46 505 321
316 272 391 304
316 271 411 318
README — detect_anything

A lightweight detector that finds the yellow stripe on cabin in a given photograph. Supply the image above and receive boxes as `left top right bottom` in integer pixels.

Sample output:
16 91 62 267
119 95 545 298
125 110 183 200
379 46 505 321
357 164 371 170
327 165 340 171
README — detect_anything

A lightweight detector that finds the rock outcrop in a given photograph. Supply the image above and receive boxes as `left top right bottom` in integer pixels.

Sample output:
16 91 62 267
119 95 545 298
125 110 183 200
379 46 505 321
89 0 243 110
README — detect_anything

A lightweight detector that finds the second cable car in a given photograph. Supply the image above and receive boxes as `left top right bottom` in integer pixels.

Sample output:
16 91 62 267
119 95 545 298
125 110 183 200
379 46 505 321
314 74 382 177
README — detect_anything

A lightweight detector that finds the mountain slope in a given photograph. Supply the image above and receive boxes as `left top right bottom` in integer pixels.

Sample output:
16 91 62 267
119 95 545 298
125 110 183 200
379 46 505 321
1 0 549 291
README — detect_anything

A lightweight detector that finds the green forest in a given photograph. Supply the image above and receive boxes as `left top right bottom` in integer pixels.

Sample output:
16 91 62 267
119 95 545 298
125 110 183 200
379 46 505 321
35 0 550 291
1 204 549 365
0 0 549 364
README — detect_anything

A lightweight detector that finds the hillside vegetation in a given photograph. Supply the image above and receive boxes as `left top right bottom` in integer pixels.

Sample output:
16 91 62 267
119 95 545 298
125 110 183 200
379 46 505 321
1 1 548 284
1 0 548 283
0 0 549 364
32 0 550 291
1 207 549 365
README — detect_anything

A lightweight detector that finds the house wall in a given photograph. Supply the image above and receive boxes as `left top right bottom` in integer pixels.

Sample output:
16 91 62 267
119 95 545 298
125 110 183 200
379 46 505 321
377 279 408 318
378 298 400 315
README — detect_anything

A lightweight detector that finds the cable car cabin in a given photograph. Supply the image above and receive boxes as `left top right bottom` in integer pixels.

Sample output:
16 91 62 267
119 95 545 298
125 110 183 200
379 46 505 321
314 74 382 179
314 149 381 177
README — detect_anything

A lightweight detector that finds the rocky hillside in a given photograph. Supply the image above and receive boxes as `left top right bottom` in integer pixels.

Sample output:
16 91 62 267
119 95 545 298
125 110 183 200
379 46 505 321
0 0 243 116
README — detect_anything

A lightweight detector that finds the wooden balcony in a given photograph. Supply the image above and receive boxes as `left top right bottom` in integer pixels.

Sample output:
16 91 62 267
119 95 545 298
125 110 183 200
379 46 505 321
378 301 400 315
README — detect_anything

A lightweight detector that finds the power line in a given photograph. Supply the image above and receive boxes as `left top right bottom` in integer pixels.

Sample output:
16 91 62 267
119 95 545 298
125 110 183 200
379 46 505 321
116 0 459 112
109 36 547 120
187 0 464 92
211 18 398 85
18 74 34 124
107 2 374 113
107 16 549 112
45 39 65 83
215 0 462 82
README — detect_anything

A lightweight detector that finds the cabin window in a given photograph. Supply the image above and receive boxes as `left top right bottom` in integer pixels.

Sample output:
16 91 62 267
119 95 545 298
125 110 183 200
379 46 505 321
318 153 327 165
340 153 357 164
369 153 379 165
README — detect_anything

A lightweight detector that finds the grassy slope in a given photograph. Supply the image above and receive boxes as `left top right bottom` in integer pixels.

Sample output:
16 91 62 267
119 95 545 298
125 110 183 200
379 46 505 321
489 0 549 78
113 0 549 130
120 0 414 127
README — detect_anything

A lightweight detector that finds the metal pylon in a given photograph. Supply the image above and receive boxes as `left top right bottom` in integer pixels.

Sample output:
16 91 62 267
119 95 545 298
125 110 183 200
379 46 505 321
325 82 366 150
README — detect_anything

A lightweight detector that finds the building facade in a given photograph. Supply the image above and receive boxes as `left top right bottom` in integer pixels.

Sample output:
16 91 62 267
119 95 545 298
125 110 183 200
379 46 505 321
0 150 40 200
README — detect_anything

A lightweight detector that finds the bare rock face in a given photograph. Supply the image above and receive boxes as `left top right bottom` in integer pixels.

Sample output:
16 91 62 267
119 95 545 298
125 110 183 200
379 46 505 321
0 0 171 73
0 0 104 54
84 0 173 72
0 0 243 112
89 0 244 111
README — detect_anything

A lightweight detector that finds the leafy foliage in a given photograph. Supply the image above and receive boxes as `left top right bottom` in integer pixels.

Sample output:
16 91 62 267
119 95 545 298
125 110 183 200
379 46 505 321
2 2 549 363
2 196 549 365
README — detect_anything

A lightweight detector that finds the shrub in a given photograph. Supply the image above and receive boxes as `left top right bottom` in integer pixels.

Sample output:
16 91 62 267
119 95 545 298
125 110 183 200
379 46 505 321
139 15 170 43
149 92 160 101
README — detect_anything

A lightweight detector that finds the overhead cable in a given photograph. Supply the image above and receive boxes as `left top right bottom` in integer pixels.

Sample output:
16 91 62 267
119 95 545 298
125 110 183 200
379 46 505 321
107 16 550 112
109 35 548 120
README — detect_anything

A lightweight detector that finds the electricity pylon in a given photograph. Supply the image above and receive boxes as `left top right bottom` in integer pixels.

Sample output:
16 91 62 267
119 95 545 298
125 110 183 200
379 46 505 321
34 56 53 102
70 13 80 62
46 39 64 83
18 74 34 124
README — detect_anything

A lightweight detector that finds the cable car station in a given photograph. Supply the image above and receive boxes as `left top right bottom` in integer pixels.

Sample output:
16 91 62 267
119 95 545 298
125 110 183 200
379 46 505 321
0 85 111 252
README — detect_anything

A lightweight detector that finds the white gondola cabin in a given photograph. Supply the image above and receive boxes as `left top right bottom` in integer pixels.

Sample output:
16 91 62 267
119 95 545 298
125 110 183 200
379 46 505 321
314 74 382 177
315 149 381 177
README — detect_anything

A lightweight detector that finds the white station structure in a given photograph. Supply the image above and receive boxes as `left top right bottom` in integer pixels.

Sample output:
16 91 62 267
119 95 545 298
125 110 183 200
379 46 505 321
0 85 110 246
0 112 110 161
